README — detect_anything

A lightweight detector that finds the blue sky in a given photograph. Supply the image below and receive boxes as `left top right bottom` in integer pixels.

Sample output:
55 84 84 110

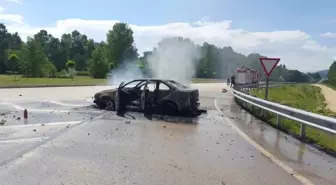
11 0 336 32
1 0 336 71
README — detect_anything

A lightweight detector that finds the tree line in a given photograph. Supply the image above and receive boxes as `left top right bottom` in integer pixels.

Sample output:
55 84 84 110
0 22 328 83
326 61 336 87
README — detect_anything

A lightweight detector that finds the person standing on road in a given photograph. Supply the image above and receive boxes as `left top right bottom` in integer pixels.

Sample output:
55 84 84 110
230 75 235 87
227 77 230 86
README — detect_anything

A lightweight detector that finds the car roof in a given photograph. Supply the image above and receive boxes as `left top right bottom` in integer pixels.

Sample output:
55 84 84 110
133 78 171 82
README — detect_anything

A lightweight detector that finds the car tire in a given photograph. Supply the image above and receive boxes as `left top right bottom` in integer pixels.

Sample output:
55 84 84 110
99 96 115 111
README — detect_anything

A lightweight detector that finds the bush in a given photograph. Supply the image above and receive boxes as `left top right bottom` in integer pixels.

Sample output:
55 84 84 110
76 71 90 76
66 60 76 69
90 46 109 78
40 61 57 78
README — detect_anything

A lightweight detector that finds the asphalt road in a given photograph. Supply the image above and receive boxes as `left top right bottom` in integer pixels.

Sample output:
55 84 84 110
0 84 335 185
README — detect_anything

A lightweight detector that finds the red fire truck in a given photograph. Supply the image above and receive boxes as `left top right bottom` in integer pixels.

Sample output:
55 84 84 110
234 67 260 85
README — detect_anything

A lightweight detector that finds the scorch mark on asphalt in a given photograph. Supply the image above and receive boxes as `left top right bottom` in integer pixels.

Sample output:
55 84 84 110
213 98 314 185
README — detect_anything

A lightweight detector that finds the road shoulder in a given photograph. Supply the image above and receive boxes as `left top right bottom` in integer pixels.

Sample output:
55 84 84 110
313 84 336 112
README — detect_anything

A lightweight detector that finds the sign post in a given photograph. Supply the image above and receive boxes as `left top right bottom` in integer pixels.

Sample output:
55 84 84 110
259 57 280 100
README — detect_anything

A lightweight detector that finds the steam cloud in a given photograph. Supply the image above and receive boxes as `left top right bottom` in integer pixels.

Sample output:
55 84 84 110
147 38 201 85
107 62 145 87
107 37 202 86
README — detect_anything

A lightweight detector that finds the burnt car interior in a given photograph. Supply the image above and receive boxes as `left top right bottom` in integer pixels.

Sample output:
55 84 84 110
118 79 173 110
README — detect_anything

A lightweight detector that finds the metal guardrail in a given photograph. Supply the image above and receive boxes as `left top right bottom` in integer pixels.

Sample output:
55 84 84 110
232 83 336 138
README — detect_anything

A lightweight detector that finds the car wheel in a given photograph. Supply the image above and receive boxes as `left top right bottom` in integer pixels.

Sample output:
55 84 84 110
99 96 115 111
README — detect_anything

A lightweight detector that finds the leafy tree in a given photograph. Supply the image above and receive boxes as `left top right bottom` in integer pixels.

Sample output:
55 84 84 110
66 60 75 69
20 37 50 77
7 32 22 50
90 46 109 78
6 53 19 79
34 30 53 58
41 61 57 78
48 37 66 71
0 23 10 73
284 70 309 83
107 22 138 67
327 61 336 86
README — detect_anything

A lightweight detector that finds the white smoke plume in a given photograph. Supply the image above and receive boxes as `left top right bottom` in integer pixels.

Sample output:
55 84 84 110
146 38 202 85
107 61 145 87
107 37 202 87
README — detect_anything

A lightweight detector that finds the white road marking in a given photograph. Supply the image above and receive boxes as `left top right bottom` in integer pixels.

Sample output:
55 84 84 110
0 101 102 113
213 99 314 185
2 121 82 128
43 99 90 107
0 137 49 144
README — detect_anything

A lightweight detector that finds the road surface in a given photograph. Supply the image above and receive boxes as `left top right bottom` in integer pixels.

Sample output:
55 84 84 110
313 84 336 112
0 84 335 185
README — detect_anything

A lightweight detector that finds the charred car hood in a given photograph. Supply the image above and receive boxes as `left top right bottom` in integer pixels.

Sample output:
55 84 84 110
94 88 117 99
178 87 198 93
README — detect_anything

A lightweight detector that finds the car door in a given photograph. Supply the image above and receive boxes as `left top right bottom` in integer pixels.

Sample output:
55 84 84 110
140 81 149 111
115 82 124 112
157 82 171 100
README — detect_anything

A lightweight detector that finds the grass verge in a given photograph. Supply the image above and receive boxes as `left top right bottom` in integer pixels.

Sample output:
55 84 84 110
322 80 336 90
0 75 107 87
0 75 222 87
246 84 336 153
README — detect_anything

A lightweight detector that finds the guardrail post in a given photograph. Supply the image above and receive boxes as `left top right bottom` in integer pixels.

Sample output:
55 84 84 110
300 124 306 139
276 114 280 126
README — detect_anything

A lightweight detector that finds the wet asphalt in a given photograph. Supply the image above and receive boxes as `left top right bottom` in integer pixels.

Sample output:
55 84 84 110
0 84 335 185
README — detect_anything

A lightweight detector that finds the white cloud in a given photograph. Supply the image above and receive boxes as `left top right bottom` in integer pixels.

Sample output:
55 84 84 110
5 0 22 3
2 15 335 72
0 13 23 23
0 6 4 13
320 32 336 38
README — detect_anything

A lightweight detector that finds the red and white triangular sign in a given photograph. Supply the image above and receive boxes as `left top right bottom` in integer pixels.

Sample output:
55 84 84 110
259 57 280 76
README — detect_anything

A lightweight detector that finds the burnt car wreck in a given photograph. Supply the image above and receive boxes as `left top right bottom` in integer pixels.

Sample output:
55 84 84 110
93 79 206 117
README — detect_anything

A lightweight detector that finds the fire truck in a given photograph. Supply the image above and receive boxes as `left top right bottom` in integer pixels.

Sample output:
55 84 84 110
234 67 260 85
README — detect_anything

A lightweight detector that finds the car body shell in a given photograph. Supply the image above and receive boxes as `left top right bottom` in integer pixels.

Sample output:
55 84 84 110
94 78 200 114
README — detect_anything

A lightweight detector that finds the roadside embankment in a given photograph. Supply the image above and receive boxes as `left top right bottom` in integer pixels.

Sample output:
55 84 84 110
244 84 336 154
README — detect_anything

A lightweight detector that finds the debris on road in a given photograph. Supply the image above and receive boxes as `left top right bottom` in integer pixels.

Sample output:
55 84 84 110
0 119 6 125
33 129 36 132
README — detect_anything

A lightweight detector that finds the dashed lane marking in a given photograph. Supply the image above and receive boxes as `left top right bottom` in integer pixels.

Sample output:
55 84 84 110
43 99 90 107
0 137 49 144
0 101 102 113
1 121 82 128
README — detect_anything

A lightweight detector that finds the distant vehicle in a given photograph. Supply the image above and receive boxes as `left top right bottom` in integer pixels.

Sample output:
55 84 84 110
234 67 260 85
93 78 205 117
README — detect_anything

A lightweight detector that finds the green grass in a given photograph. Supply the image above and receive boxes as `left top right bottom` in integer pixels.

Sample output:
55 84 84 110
0 75 221 87
322 80 336 90
191 78 224 83
0 75 107 87
249 84 336 153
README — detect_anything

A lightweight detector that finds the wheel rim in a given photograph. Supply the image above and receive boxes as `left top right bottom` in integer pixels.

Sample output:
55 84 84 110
106 100 114 110
101 98 114 111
